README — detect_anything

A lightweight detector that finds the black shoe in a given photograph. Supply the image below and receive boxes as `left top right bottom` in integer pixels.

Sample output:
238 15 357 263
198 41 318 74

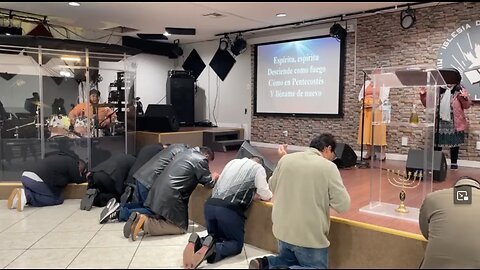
183 233 201 268
249 257 269 269
123 212 138 238
120 186 133 205
80 189 98 211
99 202 120 224
451 164 458 170
191 235 215 269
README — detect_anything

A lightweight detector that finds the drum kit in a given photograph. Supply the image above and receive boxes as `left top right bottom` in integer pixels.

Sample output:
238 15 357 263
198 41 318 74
1 102 126 141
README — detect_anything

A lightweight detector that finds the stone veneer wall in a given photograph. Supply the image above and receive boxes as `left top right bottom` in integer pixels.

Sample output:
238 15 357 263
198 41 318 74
251 2 480 161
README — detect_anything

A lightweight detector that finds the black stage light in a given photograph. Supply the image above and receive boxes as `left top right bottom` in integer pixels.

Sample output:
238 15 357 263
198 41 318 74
400 7 416 29
230 34 247 56
329 23 346 40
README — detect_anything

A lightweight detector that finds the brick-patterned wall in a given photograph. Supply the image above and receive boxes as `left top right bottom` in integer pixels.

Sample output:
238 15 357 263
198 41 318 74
251 2 480 161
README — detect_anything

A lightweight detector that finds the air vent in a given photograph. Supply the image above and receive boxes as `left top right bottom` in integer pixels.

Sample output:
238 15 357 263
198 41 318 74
101 26 139 33
203 13 225 18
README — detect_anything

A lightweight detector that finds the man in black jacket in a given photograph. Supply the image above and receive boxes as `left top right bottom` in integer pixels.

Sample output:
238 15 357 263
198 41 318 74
80 154 137 210
99 144 189 225
125 146 219 241
7 151 87 211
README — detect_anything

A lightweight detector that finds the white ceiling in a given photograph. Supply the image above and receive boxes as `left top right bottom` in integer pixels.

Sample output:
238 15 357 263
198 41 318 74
0 2 413 43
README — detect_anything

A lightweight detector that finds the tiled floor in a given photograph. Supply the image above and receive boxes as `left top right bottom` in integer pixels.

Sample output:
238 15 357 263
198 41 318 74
0 199 275 269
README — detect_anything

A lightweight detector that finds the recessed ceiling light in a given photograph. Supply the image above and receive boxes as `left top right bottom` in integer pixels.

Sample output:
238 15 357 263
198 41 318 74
276 13 287 17
68 2 80 7
163 31 171 36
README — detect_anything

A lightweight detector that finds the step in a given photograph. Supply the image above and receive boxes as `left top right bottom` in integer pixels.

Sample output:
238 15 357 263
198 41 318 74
216 139 245 145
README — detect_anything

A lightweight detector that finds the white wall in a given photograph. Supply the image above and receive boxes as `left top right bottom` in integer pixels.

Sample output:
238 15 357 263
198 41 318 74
181 41 252 136
98 53 174 108
180 23 348 139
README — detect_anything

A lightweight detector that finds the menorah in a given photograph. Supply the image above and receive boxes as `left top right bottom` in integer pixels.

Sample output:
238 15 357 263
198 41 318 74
386 169 423 213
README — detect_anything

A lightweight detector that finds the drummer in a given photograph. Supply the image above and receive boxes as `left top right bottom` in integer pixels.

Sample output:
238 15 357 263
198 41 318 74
69 89 116 129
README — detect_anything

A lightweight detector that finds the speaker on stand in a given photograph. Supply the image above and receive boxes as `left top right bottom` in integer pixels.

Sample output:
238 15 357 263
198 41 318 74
166 70 195 126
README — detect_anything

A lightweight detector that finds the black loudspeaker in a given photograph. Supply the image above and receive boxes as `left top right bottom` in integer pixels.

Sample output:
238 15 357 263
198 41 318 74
136 104 179 132
406 149 447 182
333 143 357 169
166 71 195 126
209 48 236 81
236 141 276 179
182 49 206 80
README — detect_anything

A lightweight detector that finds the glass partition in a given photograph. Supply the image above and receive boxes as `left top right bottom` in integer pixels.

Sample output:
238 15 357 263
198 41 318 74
0 45 136 180
0 50 42 181
359 66 446 222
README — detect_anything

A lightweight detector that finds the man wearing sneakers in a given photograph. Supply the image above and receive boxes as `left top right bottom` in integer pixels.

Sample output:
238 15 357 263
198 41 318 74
124 146 219 241
183 156 272 269
98 144 189 225
7 151 87 211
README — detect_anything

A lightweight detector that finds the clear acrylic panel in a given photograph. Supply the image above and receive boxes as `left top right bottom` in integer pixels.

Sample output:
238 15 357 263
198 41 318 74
0 45 136 180
0 50 42 181
359 65 446 222
41 49 90 166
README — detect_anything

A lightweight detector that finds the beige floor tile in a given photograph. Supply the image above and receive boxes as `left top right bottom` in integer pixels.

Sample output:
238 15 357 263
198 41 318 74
0 232 45 250
0 250 25 268
100 221 125 231
32 231 97 249
66 208 103 221
139 233 190 247
5 248 80 269
4 219 61 233
53 220 103 232
68 247 137 269
86 230 141 248
129 246 184 268
244 244 276 259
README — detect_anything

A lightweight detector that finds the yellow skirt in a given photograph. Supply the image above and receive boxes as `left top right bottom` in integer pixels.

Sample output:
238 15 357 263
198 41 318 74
357 107 387 146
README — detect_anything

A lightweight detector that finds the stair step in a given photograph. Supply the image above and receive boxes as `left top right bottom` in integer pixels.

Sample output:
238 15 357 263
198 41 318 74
216 139 244 145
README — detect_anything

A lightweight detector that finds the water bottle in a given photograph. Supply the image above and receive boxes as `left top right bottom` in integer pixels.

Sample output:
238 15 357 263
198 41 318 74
382 99 391 124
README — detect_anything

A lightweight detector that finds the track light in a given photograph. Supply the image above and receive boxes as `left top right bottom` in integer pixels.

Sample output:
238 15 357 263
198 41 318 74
172 39 183 57
230 34 247 56
219 36 229 51
400 7 416 29
329 23 347 41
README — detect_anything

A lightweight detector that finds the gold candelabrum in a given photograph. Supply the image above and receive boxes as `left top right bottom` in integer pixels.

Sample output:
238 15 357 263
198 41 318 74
386 169 422 213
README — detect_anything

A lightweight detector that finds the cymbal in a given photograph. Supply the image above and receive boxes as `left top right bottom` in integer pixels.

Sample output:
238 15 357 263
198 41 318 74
92 103 117 107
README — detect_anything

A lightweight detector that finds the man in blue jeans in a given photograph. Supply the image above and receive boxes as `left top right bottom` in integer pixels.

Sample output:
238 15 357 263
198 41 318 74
99 144 188 227
183 156 272 269
249 134 350 269
7 151 87 211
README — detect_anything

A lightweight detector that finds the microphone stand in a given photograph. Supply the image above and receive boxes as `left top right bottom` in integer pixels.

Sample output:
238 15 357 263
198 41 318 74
358 70 370 169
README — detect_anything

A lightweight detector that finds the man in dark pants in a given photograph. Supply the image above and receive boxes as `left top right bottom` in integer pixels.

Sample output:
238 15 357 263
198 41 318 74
99 144 189 225
7 151 87 211
183 156 272 269
124 147 219 241
80 154 136 210
89 143 165 215
122 143 166 202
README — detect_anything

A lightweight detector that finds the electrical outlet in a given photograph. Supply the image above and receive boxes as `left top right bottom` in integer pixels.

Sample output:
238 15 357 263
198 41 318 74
476 141 480 150
401 137 408 146
282 130 288 137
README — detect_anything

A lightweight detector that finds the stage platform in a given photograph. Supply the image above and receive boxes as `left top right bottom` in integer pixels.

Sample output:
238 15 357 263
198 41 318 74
135 126 244 150
207 146 480 235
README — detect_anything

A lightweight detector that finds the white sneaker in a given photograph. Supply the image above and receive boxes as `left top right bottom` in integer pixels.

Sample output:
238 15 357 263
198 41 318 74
7 188 19 209
16 188 26 212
